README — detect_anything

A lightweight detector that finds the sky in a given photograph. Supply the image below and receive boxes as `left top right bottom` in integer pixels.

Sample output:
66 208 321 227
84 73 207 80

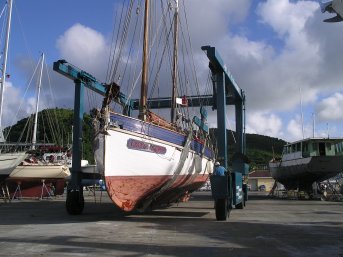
1 0 343 143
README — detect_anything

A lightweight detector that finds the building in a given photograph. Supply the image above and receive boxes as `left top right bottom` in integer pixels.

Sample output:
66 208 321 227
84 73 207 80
248 169 275 192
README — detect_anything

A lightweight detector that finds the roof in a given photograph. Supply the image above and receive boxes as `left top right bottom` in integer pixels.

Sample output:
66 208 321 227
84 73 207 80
249 170 272 178
285 137 343 146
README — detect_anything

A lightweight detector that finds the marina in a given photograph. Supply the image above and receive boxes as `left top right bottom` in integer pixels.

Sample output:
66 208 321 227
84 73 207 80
1 191 343 257
1 1 343 256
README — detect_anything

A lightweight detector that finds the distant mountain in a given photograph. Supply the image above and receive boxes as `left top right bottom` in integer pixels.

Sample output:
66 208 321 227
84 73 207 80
210 128 286 170
245 133 286 169
5 108 286 168
4 108 95 163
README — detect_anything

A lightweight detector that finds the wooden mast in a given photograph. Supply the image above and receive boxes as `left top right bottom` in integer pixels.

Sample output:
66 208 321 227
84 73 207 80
139 0 150 121
171 0 179 123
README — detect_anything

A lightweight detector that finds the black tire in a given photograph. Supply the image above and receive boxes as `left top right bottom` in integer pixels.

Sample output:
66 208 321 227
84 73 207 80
227 199 232 218
236 201 244 209
215 198 227 221
66 190 84 215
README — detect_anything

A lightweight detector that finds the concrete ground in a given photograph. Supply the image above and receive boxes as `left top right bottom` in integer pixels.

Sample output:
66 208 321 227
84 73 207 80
0 191 342 257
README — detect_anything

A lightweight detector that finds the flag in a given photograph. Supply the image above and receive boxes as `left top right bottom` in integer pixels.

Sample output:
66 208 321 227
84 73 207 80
176 95 188 106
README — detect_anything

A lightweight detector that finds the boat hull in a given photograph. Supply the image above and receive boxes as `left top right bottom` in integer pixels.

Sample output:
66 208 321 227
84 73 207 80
80 164 98 174
5 164 69 198
269 156 343 190
0 152 28 180
5 178 66 198
9 164 70 179
94 114 214 211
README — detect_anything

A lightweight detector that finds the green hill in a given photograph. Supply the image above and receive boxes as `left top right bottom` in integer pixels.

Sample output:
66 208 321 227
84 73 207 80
4 108 95 163
210 129 286 169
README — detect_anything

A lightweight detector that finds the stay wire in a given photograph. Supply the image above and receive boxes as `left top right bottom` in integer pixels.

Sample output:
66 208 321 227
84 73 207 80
7 57 40 139
181 0 201 97
107 0 127 83
105 6 119 83
147 2 173 101
121 0 142 94
111 0 135 84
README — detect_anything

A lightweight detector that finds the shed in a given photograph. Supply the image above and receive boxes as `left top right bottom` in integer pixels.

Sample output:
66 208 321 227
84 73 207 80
248 169 275 192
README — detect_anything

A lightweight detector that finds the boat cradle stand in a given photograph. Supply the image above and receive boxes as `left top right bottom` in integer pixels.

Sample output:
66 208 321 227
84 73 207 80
1 183 11 202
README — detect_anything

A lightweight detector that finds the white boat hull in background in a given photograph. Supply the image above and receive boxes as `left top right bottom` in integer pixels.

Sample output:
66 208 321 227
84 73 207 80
9 164 70 179
0 152 28 178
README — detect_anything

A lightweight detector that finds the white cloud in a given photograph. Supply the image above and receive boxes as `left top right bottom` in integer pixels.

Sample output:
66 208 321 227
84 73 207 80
287 117 303 140
257 0 318 47
183 0 323 121
316 93 343 121
1 81 30 127
246 112 283 138
286 113 324 141
56 23 109 80
183 0 251 46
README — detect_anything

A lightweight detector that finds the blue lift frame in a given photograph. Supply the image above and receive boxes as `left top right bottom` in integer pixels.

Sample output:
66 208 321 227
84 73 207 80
53 45 248 216
201 46 248 220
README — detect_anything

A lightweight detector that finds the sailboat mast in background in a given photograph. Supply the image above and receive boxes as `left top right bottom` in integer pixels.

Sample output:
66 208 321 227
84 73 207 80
0 0 13 142
32 53 45 150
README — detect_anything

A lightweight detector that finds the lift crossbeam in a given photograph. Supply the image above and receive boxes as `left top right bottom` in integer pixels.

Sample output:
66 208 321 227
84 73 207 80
53 60 133 111
53 60 238 110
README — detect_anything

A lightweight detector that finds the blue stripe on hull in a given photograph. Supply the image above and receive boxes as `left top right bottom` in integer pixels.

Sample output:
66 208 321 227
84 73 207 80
109 113 214 159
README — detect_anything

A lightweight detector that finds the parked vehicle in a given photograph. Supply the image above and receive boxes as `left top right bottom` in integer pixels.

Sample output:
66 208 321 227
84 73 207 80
259 185 266 191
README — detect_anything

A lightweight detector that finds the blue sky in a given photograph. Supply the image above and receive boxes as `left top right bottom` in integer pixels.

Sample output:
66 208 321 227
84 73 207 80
1 0 343 142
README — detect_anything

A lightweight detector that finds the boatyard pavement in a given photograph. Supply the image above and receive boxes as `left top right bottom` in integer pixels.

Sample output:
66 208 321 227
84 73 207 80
0 191 343 257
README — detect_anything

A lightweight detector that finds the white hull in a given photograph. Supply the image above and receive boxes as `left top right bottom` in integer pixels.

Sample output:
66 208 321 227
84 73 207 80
9 164 70 179
67 159 100 174
81 164 98 174
100 127 212 177
0 152 28 176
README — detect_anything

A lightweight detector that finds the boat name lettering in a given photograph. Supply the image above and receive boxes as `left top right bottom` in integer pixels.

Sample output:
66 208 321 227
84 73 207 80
127 139 166 154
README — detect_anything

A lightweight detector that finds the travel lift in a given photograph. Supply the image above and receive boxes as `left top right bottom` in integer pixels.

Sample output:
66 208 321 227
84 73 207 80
53 45 249 220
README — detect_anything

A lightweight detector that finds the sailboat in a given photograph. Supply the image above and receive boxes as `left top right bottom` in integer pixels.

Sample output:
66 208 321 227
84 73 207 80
93 0 215 211
0 0 28 183
6 54 70 198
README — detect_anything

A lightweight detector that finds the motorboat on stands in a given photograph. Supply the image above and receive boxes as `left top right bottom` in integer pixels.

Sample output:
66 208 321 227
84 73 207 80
269 137 343 192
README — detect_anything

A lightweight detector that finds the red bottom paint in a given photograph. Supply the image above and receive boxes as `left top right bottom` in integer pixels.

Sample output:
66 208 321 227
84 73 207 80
5 178 66 198
105 174 209 211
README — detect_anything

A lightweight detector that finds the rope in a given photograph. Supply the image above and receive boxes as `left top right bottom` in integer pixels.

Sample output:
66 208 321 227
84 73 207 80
138 125 193 211
13 1 34 63
110 0 135 84
6 57 40 141
106 0 126 83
